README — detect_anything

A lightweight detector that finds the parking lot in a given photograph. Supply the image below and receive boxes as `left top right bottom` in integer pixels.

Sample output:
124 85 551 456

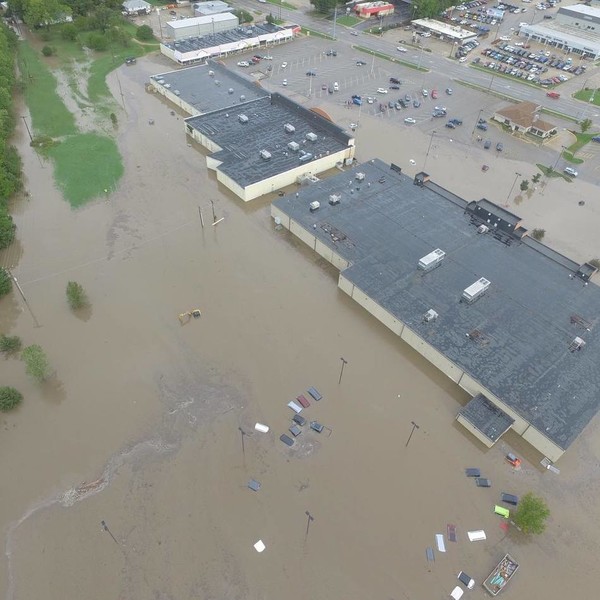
222 36 577 169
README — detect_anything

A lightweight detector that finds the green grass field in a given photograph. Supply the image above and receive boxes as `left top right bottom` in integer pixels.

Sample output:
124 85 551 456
574 88 600 106
18 44 77 138
48 133 123 207
336 15 361 27
266 0 297 10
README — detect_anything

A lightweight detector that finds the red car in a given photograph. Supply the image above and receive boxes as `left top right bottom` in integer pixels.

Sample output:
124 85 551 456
431 89 438 99
546 91 560 99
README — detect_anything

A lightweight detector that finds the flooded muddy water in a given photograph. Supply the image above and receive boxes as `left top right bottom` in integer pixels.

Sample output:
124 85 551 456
1 52 599 600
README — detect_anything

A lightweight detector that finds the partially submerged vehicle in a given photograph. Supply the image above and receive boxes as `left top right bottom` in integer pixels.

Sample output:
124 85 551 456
483 554 519 596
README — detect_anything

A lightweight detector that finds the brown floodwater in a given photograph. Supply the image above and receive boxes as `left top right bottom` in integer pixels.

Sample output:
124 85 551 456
1 52 599 600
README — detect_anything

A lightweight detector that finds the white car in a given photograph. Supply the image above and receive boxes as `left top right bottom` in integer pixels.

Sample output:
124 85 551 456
459 56 467 63
376 88 388 94
422 89 428 97
237 61 250 67
396 46 407 53
282 79 288 86
349 122 358 130
281 62 288 68
564 167 578 177
404 117 417 124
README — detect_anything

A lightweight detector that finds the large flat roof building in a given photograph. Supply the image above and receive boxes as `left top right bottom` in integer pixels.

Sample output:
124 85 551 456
160 22 297 64
165 12 238 41
519 4 600 59
185 93 355 201
271 159 600 462
150 61 269 116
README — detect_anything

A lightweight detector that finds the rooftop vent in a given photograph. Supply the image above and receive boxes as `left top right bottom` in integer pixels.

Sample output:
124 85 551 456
329 194 341 206
462 278 490 304
239 114 249 123
208 70 215 76
355 172 365 181
309 201 320 213
287 141 300 152
174 90 181 96
260 149 271 160
306 132 318 142
164 83 171 89
414 172 430 187
423 309 438 323
240 95 246 101
228 88 234 94
418 249 446 272
299 152 313 163
284 123 296 133
477 224 489 234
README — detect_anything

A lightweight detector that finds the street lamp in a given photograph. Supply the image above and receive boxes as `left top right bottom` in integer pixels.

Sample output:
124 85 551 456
405 421 420 447
472 108 484 138
338 357 348 384
506 172 521 204
424 130 436 170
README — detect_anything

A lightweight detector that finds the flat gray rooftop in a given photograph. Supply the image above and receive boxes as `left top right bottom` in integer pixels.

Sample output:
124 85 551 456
186 93 353 186
273 158 600 451
151 61 268 114
162 22 284 52
460 394 515 443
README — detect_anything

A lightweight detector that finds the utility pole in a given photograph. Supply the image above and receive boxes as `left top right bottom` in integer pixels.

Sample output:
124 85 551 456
338 357 348 384
238 427 247 459
210 199 217 223
332 6 337 40
423 130 436 170
21 116 33 142
506 172 521 204
7 269 40 327
100 520 119 545
405 421 420 448
471 108 484 139
304 511 315 543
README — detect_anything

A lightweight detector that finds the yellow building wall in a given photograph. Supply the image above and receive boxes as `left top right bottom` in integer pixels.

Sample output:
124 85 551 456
290 219 317 248
338 273 354 296
522 425 564 463
315 238 333 262
350 285 404 336
270 205 291 229
401 326 464 383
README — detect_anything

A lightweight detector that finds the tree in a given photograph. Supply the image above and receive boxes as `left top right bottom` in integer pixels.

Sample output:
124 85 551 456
580 118 592 133
532 173 541 184
61 22 78 41
233 9 253 24
87 32 108 51
309 0 338 13
513 492 550 534
42 45 54 56
0 334 22 354
520 179 529 191
531 228 545 241
66 280 88 309
0 386 22 411
136 24 154 41
0 206 16 249
21 344 51 381
266 12 275 24
0 267 12 297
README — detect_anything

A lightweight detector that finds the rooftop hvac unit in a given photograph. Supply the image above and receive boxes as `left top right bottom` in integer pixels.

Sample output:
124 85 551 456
477 224 489 234
240 95 246 101
355 172 366 181
462 277 491 303
164 83 171 89
418 248 446 272
329 194 341 206
306 132 318 142
228 88 234 94
174 90 181 96
299 152 313 163
157 79 165 84
287 141 300 152
239 114 249 123
424 309 438 322
284 123 296 133
570 336 586 352
309 201 320 213
260 149 272 160
208 70 214 76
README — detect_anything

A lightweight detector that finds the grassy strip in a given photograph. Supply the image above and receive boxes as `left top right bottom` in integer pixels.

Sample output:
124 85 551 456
573 88 600 106
536 164 571 182
266 0 297 9
17 43 77 138
48 133 123 207
336 15 361 27
300 27 335 41
470 63 543 91
563 130 600 164
353 45 428 72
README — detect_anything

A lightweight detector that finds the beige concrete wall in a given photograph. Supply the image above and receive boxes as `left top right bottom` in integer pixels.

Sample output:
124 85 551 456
522 425 564 463
457 373 528 434
349 285 404 336
456 414 495 448
338 273 354 296
160 43 176 61
215 170 246 200
401 326 464 383
206 155 223 171
315 238 333 263
290 219 317 249
331 250 350 271
270 205 291 229
153 86 199 116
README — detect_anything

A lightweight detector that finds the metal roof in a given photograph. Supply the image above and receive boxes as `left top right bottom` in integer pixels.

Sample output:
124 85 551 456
151 61 268 114
272 158 600 451
186 93 353 187
166 12 236 29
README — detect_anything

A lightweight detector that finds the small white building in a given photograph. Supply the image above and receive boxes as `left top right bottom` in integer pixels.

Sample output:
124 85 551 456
193 1 232 16
166 12 238 40
122 0 151 15
412 18 478 45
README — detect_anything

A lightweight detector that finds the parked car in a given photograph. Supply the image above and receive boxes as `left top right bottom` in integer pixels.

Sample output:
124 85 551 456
484 139 491 149
325 49 337 56
546 91 560 99
377 88 388 94
124 57 136 65
404 117 417 124
564 167 578 177
413 99 421 108
431 89 438 99
422 89 428 97
281 62 288 68
496 142 503 151
356 60 367 66
449 118 463 125
446 121 456 129
396 46 407 53
389 85 400 90
306 70 316 76
390 77 401 84
237 61 250 67
445 87 453 95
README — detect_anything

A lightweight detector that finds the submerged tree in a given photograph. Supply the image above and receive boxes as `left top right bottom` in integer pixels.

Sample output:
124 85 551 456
513 492 550 535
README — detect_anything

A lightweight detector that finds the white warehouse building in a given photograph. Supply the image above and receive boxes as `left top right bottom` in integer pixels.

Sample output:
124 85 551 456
165 12 239 41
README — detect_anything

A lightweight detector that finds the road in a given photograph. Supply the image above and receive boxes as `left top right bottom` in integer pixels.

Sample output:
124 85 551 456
236 0 599 125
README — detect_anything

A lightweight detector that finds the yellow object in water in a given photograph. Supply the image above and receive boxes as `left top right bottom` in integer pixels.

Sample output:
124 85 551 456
494 505 510 519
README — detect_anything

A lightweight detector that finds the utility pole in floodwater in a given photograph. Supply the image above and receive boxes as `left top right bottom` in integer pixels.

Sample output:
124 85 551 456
338 357 348 384
304 511 315 543
405 421 420 448
100 520 119 545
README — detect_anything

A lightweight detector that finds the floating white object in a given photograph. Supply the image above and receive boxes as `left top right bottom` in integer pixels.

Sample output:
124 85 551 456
450 586 464 600
255 423 269 433
435 534 446 552
254 540 266 553
287 401 302 414
467 530 486 542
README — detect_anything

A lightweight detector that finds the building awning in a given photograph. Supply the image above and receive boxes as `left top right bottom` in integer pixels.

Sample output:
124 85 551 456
458 394 514 444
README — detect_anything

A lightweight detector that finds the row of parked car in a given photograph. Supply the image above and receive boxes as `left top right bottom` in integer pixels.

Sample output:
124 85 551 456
456 39 480 59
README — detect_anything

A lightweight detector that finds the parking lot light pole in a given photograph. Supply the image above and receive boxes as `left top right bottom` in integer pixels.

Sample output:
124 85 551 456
471 108 484 138
405 421 420 448
506 172 521 204
423 130 436 170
